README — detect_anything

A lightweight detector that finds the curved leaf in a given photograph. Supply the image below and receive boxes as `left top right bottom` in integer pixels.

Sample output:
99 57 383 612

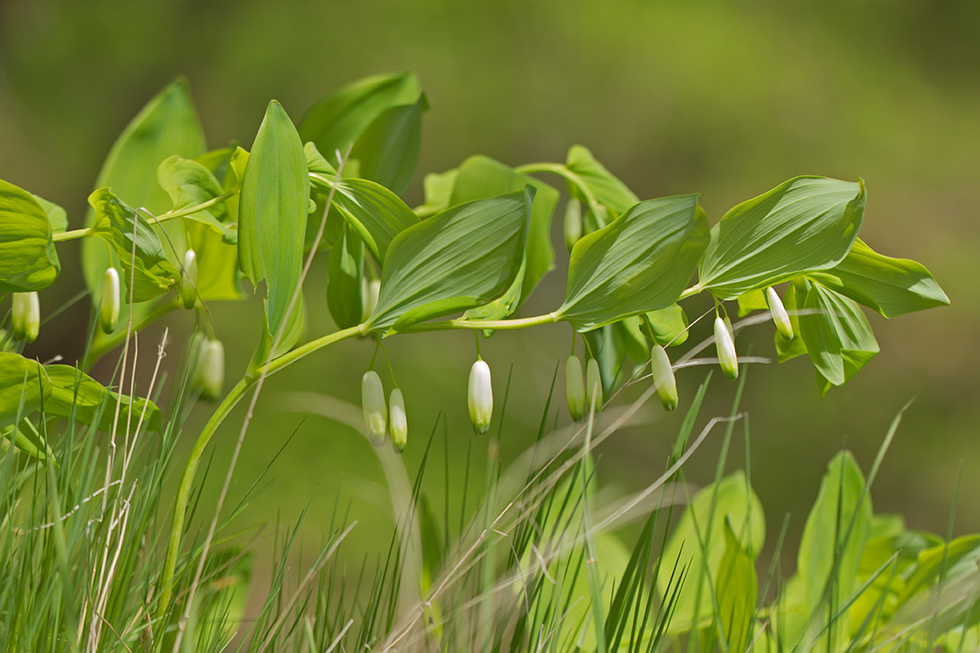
44 364 162 434
564 145 639 215
557 195 709 331
239 100 309 342
157 155 235 242
326 178 420 265
699 176 865 300
327 223 365 329
0 353 48 430
365 189 533 333
808 238 949 318
0 178 60 292
350 93 428 195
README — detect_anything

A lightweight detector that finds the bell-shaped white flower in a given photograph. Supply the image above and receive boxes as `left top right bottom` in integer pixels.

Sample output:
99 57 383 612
389 388 408 452
100 267 120 334
565 354 587 422
11 292 40 343
714 316 739 380
192 337 225 401
468 360 493 435
586 358 603 414
767 286 794 341
180 249 198 310
361 371 387 439
650 344 678 412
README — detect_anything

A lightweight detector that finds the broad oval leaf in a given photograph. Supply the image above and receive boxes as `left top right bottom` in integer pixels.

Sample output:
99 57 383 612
321 178 421 265
299 72 422 167
798 279 879 393
808 238 949 318
699 176 866 300
81 79 206 306
449 155 560 307
0 178 61 292
564 145 639 215
89 188 179 302
365 189 533 333
239 100 309 342
350 93 428 195
557 195 709 332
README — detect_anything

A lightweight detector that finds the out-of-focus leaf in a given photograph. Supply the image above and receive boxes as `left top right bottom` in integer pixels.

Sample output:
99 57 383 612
81 79 206 306
31 193 68 234
557 195 709 331
899 535 980 607
327 223 365 329
239 100 309 343
639 303 690 347
736 288 768 317
89 188 178 302
324 178 420 265
157 155 236 242
0 353 48 430
416 168 458 216
449 155 560 306
658 471 765 633
0 179 60 292
366 189 532 333
351 93 428 195
305 142 337 176
44 364 162 434
808 239 949 318
564 145 639 215
699 177 865 300
299 72 422 165
717 516 758 653
798 279 878 393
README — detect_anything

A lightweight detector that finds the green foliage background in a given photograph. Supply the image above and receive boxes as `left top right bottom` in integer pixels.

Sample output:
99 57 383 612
2 0 977 600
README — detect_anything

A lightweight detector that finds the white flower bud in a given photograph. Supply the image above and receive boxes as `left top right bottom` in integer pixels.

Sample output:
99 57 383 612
586 358 603 414
361 371 387 440
565 354 587 422
192 337 225 400
714 316 739 380
100 267 120 334
362 278 381 321
564 199 582 251
767 286 794 341
650 344 678 412
468 360 493 435
180 249 198 310
389 388 407 452
11 292 39 343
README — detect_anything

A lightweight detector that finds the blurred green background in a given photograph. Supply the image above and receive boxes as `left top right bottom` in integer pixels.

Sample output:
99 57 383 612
2 0 978 601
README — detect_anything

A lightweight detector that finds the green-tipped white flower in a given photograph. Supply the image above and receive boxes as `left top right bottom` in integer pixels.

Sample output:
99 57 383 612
11 292 39 343
361 371 387 440
565 354 587 422
767 286 794 341
650 344 678 412
362 278 381 321
100 267 120 333
468 360 493 435
180 249 198 310
586 358 602 414
389 388 407 452
192 337 225 401
714 316 738 380
564 199 583 252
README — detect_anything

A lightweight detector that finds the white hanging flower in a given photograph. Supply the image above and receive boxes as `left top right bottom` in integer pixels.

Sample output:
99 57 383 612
586 358 603 414
468 360 493 435
181 249 198 310
714 316 739 380
767 286 794 341
100 267 120 334
361 371 387 439
565 354 587 422
193 337 225 401
389 388 408 452
650 344 678 412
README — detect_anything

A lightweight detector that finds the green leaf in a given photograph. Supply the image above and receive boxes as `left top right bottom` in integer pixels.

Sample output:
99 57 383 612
323 178 420 265
417 168 459 216
299 72 422 166
449 156 561 305
239 100 309 343
350 93 428 195
0 178 61 292
31 193 68 234
81 78 206 307
157 155 236 243
1 418 50 461
736 288 768 317
717 516 758 653
658 471 765 633
557 195 709 331
43 364 162 434
774 280 807 362
798 279 878 393
699 177 866 300
793 451 872 649
564 145 639 214
0 353 48 430
365 189 533 333
327 223 365 329
640 304 690 347
808 238 949 318
305 141 337 176
899 535 980 606
89 188 179 302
